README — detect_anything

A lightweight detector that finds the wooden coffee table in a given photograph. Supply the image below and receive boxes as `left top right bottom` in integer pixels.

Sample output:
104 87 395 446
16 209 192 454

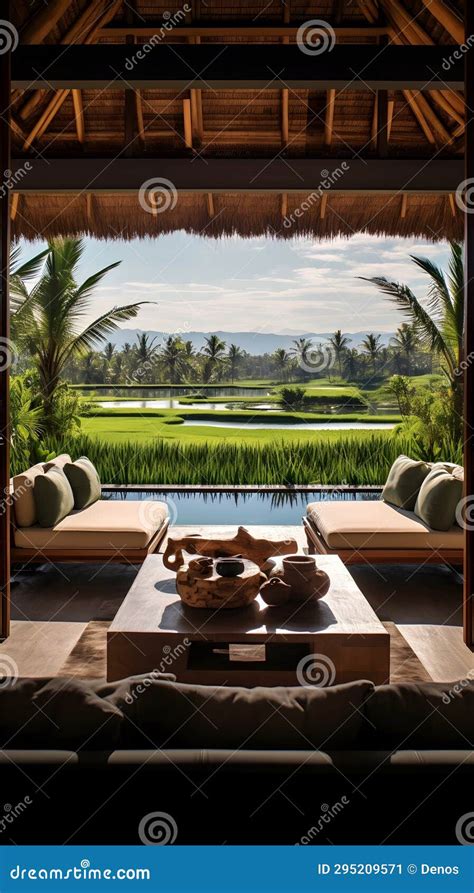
107 553 390 686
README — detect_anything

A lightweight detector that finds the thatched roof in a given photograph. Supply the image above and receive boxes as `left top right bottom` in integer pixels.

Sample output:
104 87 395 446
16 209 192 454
10 0 465 241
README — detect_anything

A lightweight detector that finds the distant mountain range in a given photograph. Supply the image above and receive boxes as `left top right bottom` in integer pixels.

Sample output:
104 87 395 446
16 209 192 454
109 329 395 356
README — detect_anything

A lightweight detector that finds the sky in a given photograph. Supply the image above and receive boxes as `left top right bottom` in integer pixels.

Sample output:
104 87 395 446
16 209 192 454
19 232 451 335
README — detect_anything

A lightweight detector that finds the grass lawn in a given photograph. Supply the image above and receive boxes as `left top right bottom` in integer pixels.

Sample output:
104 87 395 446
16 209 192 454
81 413 397 445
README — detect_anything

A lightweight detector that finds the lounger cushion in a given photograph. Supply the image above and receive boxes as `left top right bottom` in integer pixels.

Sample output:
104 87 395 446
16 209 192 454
64 456 101 509
414 467 463 531
34 467 75 527
12 463 44 527
43 453 72 472
306 500 463 551
382 455 431 510
14 499 168 551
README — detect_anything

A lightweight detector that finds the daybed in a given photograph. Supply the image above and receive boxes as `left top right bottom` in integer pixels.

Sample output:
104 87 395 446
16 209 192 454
10 455 169 565
304 458 464 565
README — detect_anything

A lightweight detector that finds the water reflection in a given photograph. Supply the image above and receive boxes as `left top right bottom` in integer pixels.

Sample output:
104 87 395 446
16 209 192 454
106 488 380 526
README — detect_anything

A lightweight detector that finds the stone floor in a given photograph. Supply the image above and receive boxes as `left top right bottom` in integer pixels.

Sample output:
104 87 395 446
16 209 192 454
2 526 472 681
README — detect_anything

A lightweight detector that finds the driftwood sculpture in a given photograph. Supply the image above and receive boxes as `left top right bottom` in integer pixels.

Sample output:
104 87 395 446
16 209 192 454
175 550 264 609
163 525 298 571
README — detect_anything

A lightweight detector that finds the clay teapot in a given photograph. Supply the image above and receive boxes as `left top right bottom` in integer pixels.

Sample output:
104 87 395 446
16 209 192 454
260 577 291 606
269 555 330 603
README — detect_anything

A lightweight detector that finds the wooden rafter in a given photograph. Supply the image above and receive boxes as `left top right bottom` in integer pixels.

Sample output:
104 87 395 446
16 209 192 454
183 97 193 148
99 24 389 39
420 0 464 43
20 0 75 44
403 89 435 144
320 193 328 219
353 0 379 24
10 193 19 221
400 194 407 218
325 89 336 146
206 194 215 218
21 0 123 151
281 193 288 219
387 98 394 141
71 89 84 143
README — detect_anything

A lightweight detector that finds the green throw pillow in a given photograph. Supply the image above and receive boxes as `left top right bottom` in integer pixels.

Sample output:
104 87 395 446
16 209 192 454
414 467 463 531
64 457 101 510
382 455 431 511
34 467 74 527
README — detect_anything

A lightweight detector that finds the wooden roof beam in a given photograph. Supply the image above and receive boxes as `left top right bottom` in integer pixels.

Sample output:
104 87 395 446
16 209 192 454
20 0 75 44
403 89 436 144
10 157 464 193
13 45 464 91
98 23 389 38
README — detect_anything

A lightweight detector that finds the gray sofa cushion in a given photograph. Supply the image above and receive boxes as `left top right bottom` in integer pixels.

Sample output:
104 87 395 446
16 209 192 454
119 678 375 750
365 681 474 749
0 678 124 749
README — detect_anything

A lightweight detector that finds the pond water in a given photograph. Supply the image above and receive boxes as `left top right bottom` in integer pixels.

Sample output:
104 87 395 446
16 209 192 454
182 420 395 431
81 386 270 398
106 488 381 526
98 400 225 409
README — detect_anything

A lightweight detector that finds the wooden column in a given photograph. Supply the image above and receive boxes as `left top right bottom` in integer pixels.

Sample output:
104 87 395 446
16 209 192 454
464 1 474 648
0 29 11 640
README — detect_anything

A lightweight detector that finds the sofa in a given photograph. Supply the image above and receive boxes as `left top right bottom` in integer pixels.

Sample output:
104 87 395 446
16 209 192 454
10 455 169 564
0 674 472 845
304 458 464 565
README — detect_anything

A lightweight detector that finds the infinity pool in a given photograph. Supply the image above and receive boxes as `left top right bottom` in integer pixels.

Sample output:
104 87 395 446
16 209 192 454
106 488 380 525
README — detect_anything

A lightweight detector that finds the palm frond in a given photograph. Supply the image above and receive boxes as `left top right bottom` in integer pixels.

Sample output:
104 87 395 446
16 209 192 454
62 303 147 361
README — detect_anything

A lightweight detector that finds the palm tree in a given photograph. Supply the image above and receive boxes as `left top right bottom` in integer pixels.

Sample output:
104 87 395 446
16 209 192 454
201 334 226 383
329 329 351 378
344 348 360 381
289 337 314 378
13 238 146 426
272 347 291 382
104 342 115 363
160 335 188 384
362 241 464 430
391 324 418 374
362 333 383 377
227 343 244 383
10 245 50 340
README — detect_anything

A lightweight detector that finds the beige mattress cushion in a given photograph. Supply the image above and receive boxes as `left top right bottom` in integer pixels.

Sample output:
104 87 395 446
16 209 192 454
14 499 168 551
306 500 463 551
12 464 45 528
